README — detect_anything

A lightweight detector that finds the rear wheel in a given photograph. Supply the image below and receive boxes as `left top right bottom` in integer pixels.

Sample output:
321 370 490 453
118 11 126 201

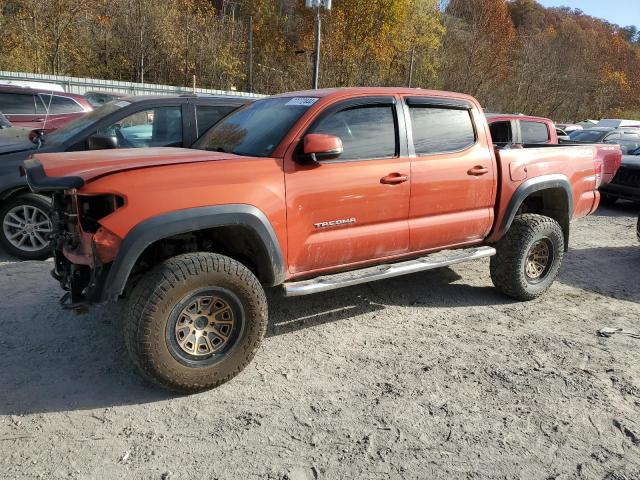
0 193 52 260
490 214 564 301
125 252 268 393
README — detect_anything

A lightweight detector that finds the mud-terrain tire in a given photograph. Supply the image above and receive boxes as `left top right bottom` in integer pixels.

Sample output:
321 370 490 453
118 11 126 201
125 252 268 393
490 214 564 301
0 193 52 260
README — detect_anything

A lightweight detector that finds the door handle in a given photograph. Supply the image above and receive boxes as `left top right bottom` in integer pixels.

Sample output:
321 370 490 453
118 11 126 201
380 173 408 185
467 166 489 176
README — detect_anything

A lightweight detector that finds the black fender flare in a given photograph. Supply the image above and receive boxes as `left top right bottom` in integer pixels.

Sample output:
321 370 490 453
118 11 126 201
100 204 285 301
498 174 573 238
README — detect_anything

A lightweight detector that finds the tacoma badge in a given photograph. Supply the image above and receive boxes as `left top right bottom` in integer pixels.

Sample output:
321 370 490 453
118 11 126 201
314 218 356 229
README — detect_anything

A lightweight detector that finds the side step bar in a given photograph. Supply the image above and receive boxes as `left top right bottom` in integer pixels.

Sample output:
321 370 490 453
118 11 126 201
282 246 496 297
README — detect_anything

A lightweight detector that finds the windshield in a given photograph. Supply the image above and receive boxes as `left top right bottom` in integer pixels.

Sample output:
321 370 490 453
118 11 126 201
44 100 130 145
193 97 317 157
568 129 608 142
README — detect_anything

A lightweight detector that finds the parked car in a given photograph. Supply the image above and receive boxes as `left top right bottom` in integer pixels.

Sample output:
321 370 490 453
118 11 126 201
0 112 11 129
0 85 93 132
25 87 618 393
556 128 570 142
599 145 640 204
556 123 582 133
0 94 252 260
486 114 559 144
568 127 640 144
84 91 127 108
597 119 640 129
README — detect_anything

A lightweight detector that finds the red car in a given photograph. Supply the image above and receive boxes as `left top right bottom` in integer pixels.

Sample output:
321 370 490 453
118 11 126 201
0 85 92 132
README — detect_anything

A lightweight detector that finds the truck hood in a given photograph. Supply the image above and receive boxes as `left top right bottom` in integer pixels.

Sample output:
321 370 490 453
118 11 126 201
31 147 240 182
25 147 243 193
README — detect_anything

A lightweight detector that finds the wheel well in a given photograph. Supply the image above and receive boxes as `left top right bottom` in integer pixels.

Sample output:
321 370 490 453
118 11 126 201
516 187 570 250
1 187 32 201
124 225 273 294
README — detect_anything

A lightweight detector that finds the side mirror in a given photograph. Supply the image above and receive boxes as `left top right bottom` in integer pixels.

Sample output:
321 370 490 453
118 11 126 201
87 133 118 150
299 133 343 164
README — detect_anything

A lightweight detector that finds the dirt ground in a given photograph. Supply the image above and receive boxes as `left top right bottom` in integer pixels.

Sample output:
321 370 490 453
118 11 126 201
0 204 639 480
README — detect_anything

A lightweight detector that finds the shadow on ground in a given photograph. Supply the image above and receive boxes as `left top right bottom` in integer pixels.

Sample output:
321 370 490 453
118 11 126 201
0 263 514 416
559 246 640 303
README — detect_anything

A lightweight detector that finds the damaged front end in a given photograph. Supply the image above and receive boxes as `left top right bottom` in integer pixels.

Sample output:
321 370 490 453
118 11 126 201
25 159 124 310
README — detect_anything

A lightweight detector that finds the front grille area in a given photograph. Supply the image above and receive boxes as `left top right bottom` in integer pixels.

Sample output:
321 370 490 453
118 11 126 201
611 166 640 187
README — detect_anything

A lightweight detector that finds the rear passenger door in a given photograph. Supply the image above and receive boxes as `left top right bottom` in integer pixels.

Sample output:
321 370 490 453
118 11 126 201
404 97 496 252
285 96 410 274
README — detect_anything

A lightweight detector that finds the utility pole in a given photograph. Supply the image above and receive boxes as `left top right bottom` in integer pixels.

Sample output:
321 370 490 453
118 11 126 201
248 15 253 92
407 47 415 88
312 6 321 89
306 0 331 90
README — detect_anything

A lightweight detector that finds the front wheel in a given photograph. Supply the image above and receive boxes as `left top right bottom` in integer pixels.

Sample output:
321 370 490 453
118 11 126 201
0 193 52 260
490 214 564 301
125 252 268 393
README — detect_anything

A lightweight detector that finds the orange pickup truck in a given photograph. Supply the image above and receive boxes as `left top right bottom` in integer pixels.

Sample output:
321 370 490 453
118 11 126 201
24 87 620 392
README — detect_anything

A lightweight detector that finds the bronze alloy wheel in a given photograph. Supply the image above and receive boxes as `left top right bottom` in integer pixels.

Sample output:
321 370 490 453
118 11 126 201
166 287 245 367
524 238 553 283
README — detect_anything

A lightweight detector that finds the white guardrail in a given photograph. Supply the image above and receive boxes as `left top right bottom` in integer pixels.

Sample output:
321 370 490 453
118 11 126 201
0 70 261 98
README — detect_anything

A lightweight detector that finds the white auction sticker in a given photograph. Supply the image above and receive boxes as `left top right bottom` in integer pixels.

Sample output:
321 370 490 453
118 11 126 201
114 101 131 107
285 97 319 106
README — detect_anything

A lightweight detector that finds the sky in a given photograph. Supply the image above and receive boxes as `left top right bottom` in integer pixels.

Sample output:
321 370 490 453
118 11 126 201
537 0 640 28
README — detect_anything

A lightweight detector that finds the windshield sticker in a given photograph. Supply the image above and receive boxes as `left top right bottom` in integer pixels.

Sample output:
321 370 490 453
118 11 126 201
285 97 319 107
114 101 131 107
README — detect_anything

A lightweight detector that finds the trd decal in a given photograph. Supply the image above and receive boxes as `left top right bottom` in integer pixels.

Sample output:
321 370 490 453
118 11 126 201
313 218 356 229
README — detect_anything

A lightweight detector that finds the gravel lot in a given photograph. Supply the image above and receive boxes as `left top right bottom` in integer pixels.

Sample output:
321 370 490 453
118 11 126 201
0 204 639 480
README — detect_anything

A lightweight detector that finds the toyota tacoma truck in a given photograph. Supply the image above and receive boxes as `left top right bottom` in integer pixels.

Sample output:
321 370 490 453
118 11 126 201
24 87 619 393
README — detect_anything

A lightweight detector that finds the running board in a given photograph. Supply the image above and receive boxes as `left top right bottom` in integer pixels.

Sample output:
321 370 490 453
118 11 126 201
282 246 496 297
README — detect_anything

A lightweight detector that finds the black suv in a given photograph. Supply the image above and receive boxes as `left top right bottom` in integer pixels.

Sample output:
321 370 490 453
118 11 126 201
0 94 253 259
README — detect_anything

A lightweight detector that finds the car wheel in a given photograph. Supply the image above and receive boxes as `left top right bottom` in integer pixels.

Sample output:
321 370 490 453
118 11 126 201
0 193 52 260
490 214 564 301
125 252 268 393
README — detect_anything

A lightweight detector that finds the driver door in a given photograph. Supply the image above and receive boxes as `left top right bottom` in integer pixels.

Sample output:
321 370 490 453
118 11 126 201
284 96 411 275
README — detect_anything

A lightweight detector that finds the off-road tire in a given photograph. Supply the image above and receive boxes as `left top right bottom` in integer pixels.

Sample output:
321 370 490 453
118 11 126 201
125 252 268 393
490 214 564 301
0 193 52 260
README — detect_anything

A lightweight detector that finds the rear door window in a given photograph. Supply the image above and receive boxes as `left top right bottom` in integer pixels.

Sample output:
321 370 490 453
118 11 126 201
195 105 237 136
409 106 475 154
0 93 37 114
310 105 397 160
39 95 84 114
96 106 183 148
520 121 549 143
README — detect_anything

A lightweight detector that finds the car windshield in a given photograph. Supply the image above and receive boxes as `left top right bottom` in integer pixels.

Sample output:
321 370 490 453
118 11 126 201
568 129 608 142
193 97 317 157
44 100 130 145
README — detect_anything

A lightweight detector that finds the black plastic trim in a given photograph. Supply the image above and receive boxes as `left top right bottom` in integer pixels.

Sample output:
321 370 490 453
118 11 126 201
24 158 85 192
499 174 573 236
101 204 285 301
405 96 473 110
